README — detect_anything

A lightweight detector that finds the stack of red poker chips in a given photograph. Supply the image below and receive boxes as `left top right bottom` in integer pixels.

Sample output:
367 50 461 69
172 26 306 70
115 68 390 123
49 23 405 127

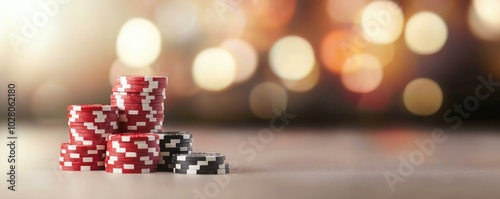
60 105 119 171
105 133 160 174
59 143 106 171
111 76 167 133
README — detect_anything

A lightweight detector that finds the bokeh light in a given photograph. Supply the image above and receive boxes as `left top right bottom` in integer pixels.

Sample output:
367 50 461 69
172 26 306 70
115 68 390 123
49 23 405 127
361 1 404 44
403 78 443 116
362 43 395 67
249 82 288 119
116 18 162 68
320 30 352 75
341 53 383 93
270 36 315 80
221 38 258 83
282 63 320 92
31 81 71 122
155 0 198 44
192 48 236 92
246 0 296 29
326 0 367 23
468 0 500 41
405 12 448 55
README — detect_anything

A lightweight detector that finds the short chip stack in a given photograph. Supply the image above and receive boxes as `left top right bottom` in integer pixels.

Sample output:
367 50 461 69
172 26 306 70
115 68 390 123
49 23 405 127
111 76 167 133
105 133 160 174
172 153 229 175
60 105 119 171
156 131 193 172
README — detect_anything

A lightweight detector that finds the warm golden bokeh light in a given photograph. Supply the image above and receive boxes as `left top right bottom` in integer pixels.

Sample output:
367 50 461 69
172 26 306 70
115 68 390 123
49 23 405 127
192 48 236 92
249 82 288 119
320 30 352 75
405 12 448 55
468 0 500 41
116 18 162 68
270 35 315 80
282 63 320 92
155 0 198 44
362 43 395 67
403 78 443 116
361 1 404 44
326 0 367 23
246 0 296 29
341 53 383 93
221 38 258 83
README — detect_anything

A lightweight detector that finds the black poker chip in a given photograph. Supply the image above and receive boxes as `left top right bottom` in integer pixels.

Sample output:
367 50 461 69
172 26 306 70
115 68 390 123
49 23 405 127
173 167 229 175
157 131 192 140
160 146 193 153
175 163 229 170
159 138 192 145
162 142 193 148
172 153 225 162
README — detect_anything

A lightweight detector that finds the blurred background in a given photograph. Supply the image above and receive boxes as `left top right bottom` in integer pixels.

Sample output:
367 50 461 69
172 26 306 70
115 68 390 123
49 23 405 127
1 0 500 127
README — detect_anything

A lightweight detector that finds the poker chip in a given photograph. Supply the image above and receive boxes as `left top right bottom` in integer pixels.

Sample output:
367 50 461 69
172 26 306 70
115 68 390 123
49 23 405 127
112 91 166 99
60 143 106 151
107 146 160 154
107 155 159 162
60 165 105 171
67 104 118 112
69 127 116 135
108 133 159 142
173 168 229 175
105 158 158 166
59 156 103 163
60 152 105 160
117 75 168 82
60 161 105 167
158 131 193 140
105 167 157 174
69 140 108 146
173 153 225 162
175 163 229 170
163 142 193 148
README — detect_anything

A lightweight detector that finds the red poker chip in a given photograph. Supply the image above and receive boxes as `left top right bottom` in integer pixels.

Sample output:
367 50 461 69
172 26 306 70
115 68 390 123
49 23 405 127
70 136 108 143
60 161 105 167
68 117 118 123
69 133 111 140
113 84 166 90
116 75 167 82
114 80 167 86
108 141 160 149
69 128 117 135
106 155 160 162
69 140 108 146
60 143 106 151
119 113 164 119
112 101 164 107
69 124 118 131
111 94 165 100
105 162 158 169
60 148 106 156
106 151 159 158
108 139 159 146
112 87 165 94
68 113 119 119
105 166 157 174
112 92 166 99
60 152 106 160
108 133 159 142
69 121 118 128
111 100 164 106
107 146 160 154
105 158 158 165
59 155 105 163
67 104 118 111
118 109 163 115
60 165 105 171
115 106 164 113
118 125 163 132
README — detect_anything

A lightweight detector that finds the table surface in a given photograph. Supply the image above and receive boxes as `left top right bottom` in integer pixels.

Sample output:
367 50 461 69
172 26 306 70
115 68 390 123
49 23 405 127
1 122 500 199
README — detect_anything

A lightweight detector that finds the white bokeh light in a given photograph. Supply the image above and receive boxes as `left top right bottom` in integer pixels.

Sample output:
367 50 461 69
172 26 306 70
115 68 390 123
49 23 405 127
361 1 404 44
403 78 443 116
116 18 162 68
155 0 198 44
468 0 500 41
221 38 258 83
269 36 315 80
192 48 236 91
405 12 448 55
341 53 383 93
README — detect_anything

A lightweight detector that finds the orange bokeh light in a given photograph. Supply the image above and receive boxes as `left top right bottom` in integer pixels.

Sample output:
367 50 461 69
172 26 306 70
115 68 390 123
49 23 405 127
320 30 353 75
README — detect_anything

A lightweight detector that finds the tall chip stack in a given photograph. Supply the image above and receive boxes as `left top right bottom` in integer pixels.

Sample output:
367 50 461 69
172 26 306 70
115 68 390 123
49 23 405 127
105 133 160 174
60 105 119 171
111 76 167 133
156 131 193 172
